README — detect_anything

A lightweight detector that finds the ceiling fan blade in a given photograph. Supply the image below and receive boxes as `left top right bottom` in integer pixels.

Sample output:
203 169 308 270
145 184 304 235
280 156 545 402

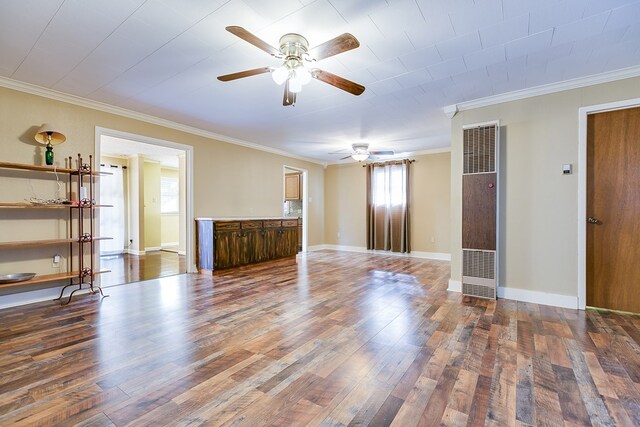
339 155 352 160
308 33 360 61
217 67 271 81
283 80 297 106
312 69 365 96
226 26 280 56
369 150 394 156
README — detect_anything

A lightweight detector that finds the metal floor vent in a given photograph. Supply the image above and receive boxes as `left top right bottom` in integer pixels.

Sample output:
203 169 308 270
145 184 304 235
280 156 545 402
462 249 496 300
463 283 496 299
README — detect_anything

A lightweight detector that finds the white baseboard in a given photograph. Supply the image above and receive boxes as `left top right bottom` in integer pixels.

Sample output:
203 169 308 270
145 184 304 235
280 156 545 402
497 287 578 309
307 244 329 251
448 279 462 292
126 248 146 255
178 250 186 256
311 245 451 261
0 286 92 310
161 242 179 248
447 280 579 309
145 246 162 252
410 251 451 261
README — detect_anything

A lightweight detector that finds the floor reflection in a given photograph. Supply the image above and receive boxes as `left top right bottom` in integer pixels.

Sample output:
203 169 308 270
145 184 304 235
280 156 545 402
99 251 186 287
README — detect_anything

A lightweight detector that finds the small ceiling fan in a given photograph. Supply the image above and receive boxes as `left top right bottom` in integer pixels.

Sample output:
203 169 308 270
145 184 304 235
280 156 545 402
218 26 365 106
336 143 394 161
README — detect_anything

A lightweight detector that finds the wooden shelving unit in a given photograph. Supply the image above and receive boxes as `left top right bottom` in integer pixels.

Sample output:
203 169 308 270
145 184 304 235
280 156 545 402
0 155 111 304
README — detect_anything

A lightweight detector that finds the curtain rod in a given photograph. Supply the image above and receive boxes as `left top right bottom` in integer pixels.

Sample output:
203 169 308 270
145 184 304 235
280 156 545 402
362 159 415 167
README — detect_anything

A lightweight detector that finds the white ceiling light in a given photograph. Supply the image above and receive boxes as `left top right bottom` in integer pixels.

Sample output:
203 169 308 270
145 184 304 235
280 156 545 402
351 144 370 161
271 65 289 85
272 60 312 93
351 152 369 161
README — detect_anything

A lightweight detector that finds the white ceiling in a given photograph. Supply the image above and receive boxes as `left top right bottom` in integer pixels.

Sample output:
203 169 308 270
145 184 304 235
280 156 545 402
2 0 640 163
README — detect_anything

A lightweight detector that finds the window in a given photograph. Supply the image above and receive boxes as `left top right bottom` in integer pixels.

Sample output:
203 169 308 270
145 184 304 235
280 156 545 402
366 160 411 253
372 164 406 207
160 176 179 214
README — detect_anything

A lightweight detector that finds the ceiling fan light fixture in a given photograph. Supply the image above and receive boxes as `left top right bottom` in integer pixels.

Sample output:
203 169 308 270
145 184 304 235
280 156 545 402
294 64 312 85
271 65 289 85
289 75 303 93
351 152 369 162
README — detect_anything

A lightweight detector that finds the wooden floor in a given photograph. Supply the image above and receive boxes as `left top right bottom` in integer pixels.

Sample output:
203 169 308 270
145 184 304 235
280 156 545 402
100 251 186 287
1 251 639 426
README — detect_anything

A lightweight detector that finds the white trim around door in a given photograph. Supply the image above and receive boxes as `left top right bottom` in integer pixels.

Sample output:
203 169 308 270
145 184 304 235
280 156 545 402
577 97 640 309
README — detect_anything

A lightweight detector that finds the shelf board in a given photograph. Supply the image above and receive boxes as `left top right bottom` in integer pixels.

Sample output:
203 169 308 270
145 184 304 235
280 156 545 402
0 161 76 174
0 161 109 175
0 203 113 208
0 238 74 248
0 269 111 289
0 237 113 249
0 202 70 208
0 272 76 288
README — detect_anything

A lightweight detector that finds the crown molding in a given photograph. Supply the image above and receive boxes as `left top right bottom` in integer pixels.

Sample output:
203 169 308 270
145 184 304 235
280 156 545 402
444 65 640 114
443 105 458 119
0 76 325 166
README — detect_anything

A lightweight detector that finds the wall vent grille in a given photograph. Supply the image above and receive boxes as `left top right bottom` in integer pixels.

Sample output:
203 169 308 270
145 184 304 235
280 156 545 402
463 125 496 174
463 249 495 279
463 283 496 300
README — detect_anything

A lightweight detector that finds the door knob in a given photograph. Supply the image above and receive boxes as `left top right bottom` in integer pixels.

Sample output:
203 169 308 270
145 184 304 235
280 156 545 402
587 217 600 224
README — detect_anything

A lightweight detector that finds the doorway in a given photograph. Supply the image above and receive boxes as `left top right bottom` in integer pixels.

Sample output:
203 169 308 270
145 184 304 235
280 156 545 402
283 166 308 252
95 128 195 287
579 98 640 312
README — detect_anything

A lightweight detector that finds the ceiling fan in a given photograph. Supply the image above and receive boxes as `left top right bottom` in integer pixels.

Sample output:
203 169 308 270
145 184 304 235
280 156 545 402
217 26 365 106
336 143 394 161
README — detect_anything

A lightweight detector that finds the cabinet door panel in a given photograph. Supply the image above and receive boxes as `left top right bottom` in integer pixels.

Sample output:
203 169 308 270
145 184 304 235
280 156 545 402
264 229 279 260
214 231 240 269
285 174 300 200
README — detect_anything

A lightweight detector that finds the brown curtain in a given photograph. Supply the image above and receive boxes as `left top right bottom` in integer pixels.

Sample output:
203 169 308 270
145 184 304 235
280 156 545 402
366 159 410 252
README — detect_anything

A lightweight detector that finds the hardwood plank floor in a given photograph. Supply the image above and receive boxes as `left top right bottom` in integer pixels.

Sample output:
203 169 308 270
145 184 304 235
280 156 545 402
100 251 186 287
0 250 639 426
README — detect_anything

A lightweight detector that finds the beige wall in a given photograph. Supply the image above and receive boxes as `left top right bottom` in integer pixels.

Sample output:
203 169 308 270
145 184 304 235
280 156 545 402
450 76 640 298
324 162 366 247
0 86 324 295
143 161 161 249
324 152 451 254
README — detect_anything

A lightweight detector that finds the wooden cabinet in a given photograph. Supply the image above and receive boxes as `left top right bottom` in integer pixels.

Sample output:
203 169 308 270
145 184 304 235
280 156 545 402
196 218 298 271
280 219 298 257
0 156 111 304
212 222 241 269
284 173 301 200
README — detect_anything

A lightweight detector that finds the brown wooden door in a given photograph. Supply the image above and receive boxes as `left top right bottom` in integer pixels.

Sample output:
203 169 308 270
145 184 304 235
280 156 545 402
462 172 497 250
587 106 640 313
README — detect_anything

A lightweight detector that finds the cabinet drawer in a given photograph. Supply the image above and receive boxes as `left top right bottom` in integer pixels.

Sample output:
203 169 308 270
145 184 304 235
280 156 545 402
215 222 240 231
242 220 262 229
264 220 281 228
282 219 298 228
